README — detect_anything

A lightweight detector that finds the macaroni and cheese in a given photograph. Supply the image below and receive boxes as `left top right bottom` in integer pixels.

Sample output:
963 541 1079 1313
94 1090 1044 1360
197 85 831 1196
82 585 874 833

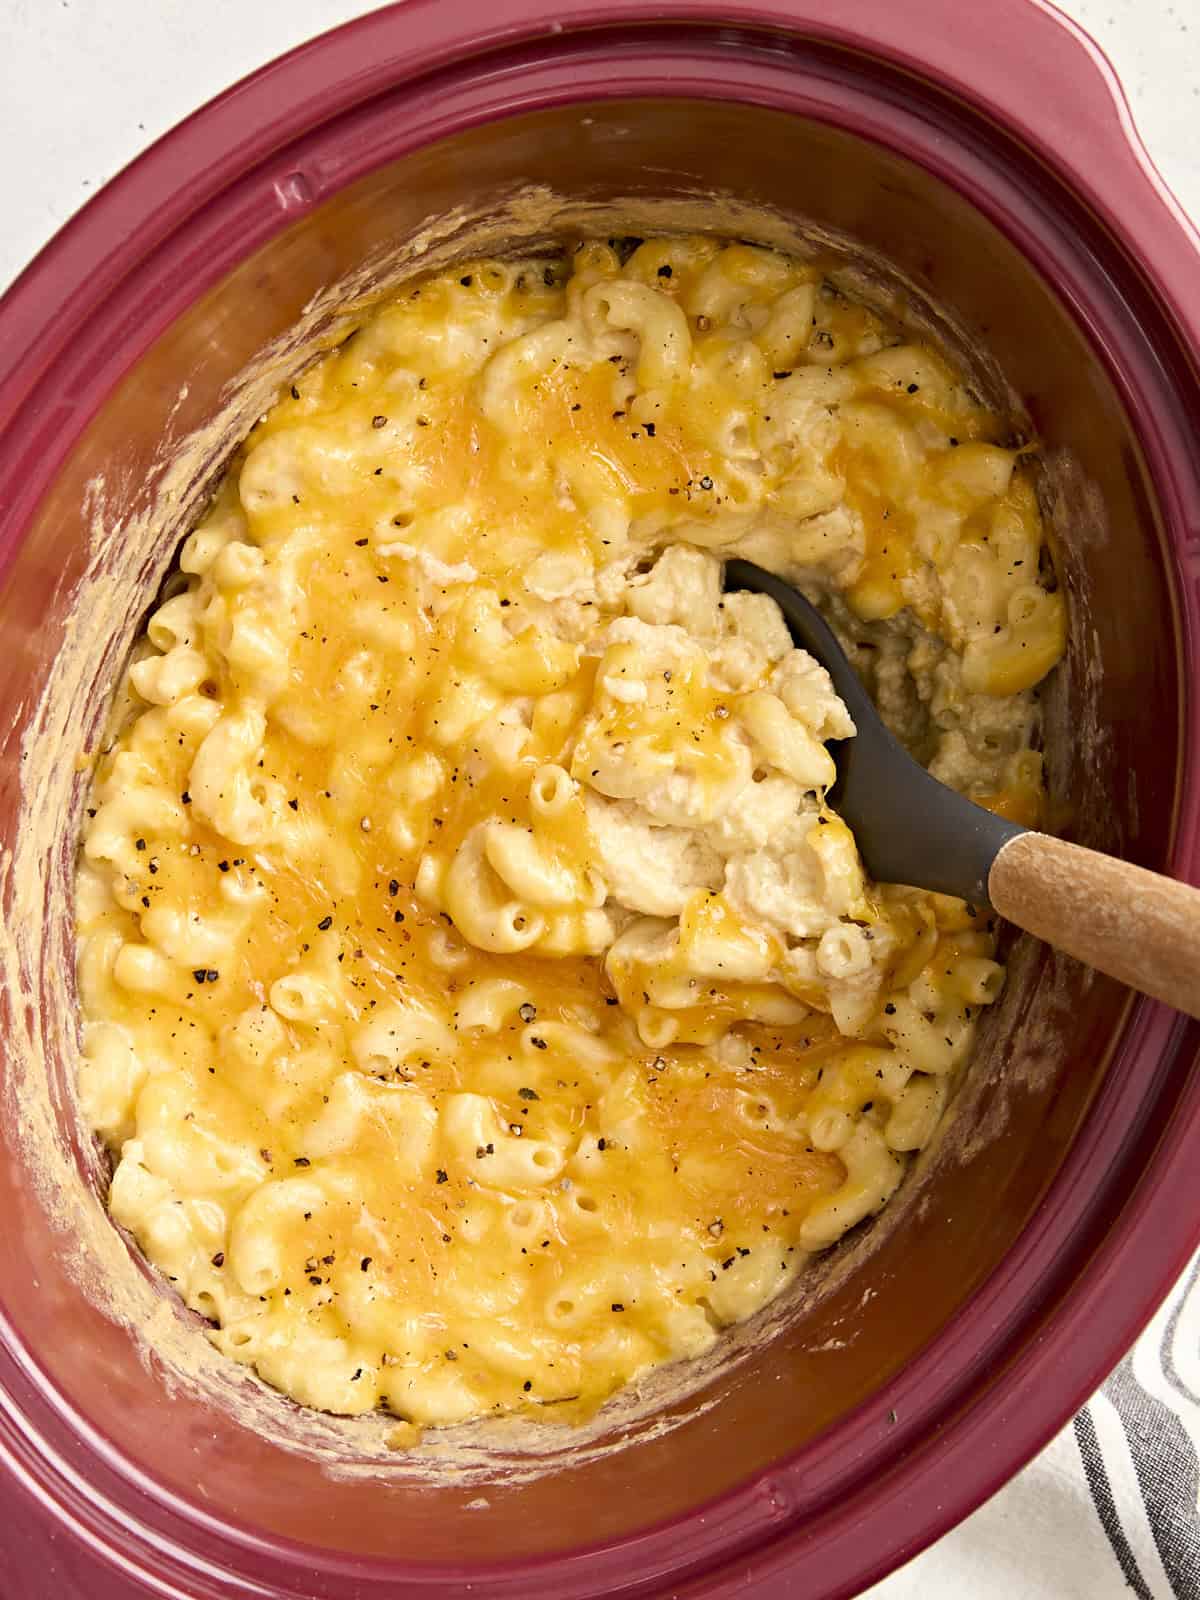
75 236 1064 1426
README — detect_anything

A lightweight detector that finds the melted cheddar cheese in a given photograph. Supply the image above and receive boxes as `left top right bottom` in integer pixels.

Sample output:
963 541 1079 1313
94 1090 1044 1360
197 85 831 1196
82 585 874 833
75 237 1063 1428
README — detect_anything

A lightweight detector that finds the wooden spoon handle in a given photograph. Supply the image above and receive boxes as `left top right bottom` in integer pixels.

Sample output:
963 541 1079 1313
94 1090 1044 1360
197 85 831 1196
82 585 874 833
989 832 1200 1018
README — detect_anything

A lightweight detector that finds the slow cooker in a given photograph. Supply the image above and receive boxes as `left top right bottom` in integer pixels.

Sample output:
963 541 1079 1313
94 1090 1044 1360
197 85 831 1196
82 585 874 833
1 2 1198 1595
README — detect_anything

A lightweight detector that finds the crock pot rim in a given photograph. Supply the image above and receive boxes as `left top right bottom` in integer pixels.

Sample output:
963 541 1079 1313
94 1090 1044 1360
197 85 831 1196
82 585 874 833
1 3 1199 1597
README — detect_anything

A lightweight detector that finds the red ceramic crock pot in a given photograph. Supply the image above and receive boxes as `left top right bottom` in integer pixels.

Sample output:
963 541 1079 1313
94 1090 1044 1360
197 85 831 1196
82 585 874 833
2 2 1199 1596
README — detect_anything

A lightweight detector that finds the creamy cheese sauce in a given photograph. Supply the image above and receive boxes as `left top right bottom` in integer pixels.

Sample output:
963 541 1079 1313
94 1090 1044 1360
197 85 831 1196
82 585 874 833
75 236 1064 1428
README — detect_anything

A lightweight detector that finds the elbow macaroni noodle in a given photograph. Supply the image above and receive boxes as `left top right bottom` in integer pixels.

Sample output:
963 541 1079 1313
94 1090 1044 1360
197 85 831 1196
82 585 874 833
76 236 1065 1427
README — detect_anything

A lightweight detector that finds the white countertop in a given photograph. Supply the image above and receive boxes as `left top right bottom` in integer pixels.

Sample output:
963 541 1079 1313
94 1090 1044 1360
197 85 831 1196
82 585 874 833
1 0 1199 291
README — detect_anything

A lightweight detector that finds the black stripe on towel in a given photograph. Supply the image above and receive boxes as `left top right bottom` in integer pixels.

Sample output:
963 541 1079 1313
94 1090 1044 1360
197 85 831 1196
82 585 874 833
1074 1404 1153 1600
1106 1356 1200 1599
1160 1257 1200 1409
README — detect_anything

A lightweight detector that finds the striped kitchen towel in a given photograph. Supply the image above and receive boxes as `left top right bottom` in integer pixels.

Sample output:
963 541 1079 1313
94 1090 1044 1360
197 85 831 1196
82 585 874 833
868 1254 1200 1599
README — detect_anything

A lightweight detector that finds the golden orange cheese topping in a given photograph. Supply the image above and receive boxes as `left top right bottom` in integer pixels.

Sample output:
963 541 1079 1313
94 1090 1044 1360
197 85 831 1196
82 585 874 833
75 236 1064 1426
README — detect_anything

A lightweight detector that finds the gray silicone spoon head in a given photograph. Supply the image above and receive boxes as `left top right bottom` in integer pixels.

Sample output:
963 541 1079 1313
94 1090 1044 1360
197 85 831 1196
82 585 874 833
723 559 1025 907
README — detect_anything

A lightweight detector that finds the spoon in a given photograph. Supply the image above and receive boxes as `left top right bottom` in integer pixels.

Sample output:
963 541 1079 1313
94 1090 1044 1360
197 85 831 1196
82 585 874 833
724 558 1200 1019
